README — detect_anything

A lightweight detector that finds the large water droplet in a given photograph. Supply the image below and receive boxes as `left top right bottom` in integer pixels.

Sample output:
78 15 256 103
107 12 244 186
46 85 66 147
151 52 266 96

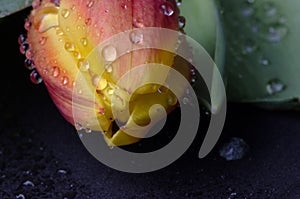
130 30 143 44
102 45 117 62
33 7 59 33
266 79 286 95
160 2 175 16
97 78 108 90
30 70 43 84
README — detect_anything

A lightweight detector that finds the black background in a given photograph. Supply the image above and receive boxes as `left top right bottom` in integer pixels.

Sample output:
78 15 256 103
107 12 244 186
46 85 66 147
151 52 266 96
0 9 299 199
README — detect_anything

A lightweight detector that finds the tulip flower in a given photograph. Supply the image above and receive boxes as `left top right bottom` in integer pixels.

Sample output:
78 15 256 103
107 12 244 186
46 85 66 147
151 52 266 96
18 0 192 146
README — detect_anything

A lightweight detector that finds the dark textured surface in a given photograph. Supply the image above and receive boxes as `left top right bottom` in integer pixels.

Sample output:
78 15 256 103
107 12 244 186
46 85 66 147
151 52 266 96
1 9 300 199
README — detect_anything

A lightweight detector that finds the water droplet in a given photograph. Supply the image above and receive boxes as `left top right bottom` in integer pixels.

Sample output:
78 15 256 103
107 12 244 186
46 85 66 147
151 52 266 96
80 37 88 46
242 6 253 17
160 2 175 17
264 2 277 17
24 21 31 31
61 76 69 85
219 137 250 161
85 128 92 133
64 42 75 52
18 34 27 45
266 79 286 95
260 57 270 66
57 169 67 174
133 18 144 28
121 3 128 9
51 66 60 77
242 40 256 55
33 7 59 33
39 37 47 45
75 122 83 130
247 0 255 4
25 49 33 60
85 18 91 25
108 88 114 95
266 25 288 43
105 64 113 73
73 51 82 59
77 59 90 71
19 43 29 54
24 59 35 70
23 180 35 187
178 16 186 29
61 9 70 18
87 0 94 8
102 45 117 62
56 28 64 36
99 107 105 115
130 30 143 44
182 97 189 104
168 96 177 106
97 78 108 90
16 194 26 199
176 0 182 6
30 70 43 84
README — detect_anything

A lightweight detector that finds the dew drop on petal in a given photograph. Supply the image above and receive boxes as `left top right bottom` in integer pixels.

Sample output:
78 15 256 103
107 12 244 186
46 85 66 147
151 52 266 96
130 30 143 44
39 37 47 45
102 45 117 62
64 42 75 52
105 64 113 73
61 76 69 85
61 9 70 18
80 37 88 46
77 59 90 71
51 66 60 77
87 0 94 8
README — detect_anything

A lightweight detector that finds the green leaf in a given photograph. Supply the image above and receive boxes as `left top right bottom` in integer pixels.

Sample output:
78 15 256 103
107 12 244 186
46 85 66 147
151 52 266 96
0 0 33 18
218 0 300 107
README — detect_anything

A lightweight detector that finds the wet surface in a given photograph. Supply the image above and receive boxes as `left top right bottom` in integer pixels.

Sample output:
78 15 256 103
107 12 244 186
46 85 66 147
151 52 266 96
0 9 300 199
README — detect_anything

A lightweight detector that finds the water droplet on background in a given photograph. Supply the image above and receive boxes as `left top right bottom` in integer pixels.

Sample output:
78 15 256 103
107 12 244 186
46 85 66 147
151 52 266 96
266 79 286 95
64 42 75 52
